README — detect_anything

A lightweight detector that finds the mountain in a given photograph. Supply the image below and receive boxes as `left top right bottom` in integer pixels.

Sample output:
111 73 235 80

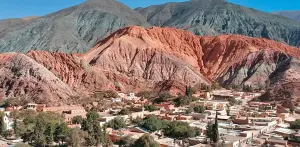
136 0 300 47
0 17 38 32
0 0 150 53
273 11 300 21
1 26 300 105
0 52 79 105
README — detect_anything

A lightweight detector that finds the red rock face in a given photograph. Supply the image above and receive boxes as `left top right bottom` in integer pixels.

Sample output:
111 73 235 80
1 26 300 104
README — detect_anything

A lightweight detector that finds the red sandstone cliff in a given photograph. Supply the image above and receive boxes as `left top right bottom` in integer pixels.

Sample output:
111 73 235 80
1 26 300 104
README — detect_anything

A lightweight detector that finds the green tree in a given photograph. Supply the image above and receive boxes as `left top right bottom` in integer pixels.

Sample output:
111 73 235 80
106 117 126 130
212 112 220 143
141 115 162 133
291 119 300 129
226 104 230 116
206 122 213 142
163 121 197 141
33 118 46 147
54 123 69 145
84 135 96 146
72 116 83 124
144 105 158 112
174 95 192 107
118 135 135 147
290 107 295 115
67 128 87 147
0 112 5 136
194 105 206 113
44 123 54 145
152 92 173 104
132 134 160 147
185 85 194 97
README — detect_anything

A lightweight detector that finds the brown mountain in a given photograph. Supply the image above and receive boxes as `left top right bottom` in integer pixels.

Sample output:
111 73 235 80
1 26 300 105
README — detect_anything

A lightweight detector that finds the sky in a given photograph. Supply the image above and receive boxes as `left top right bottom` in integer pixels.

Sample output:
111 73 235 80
0 0 300 20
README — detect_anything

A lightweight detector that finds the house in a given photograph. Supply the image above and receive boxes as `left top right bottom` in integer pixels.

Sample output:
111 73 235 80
42 105 87 124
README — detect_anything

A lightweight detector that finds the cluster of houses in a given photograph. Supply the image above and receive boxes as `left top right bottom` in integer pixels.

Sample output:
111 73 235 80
1 90 300 146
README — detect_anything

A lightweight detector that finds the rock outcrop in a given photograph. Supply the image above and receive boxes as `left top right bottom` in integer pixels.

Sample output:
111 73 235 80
1 26 300 105
136 0 300 47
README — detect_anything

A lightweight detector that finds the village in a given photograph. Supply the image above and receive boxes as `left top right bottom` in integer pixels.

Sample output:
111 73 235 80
0 86 300 147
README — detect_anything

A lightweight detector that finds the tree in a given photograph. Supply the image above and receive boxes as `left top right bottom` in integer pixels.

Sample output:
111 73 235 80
212 112 219 143
226 104 230 116
72 116 83 124
0 112 5 136
44 123 55 145
33 118 46 147
118 108 131 115
194 105 206 113
118 135 135 147
163 121 197 141
144 105 158 112
206 122 213 141
185 85 194 97
132 134 160 147
174 95 197 107
243 85 253 92
228 98 237 106
67 128 87 147
290 107 295 115
106 117 126 130
291 119 300 129
54 123 69 145
140 115 162 133
152 92 173 104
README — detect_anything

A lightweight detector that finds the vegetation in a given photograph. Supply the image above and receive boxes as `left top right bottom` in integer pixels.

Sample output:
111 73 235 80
11 110 112 147
193 105 206 113
163 121 200 140
144 105 158 112
140 115 163 133
152 92 174 104
136 91 159 100
67 128 87 147
131 134 159 147
72 116 84 124
243 85 254 92
290 107 295 115
173 95 197 107
118 135 135 147
0 112 5 136
106 117 126 130
291 120 300 129
206 113 220 144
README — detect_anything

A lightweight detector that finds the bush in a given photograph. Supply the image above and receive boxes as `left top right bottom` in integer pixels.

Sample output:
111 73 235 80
107 117 126 130
194 105 206 113
140 115 162 133
144 105 158 112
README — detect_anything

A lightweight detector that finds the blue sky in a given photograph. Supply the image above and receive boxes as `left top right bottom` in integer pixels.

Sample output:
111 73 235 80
0 0 299 20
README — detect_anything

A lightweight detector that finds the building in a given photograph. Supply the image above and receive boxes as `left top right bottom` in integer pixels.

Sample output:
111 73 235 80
42 105 87 124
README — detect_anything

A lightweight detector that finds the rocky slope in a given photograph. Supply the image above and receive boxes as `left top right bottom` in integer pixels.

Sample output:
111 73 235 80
0 0 150 53
0 17 38 32
274 11 300 21
0 52 79 105
136 0 300 47
1 26 300 105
